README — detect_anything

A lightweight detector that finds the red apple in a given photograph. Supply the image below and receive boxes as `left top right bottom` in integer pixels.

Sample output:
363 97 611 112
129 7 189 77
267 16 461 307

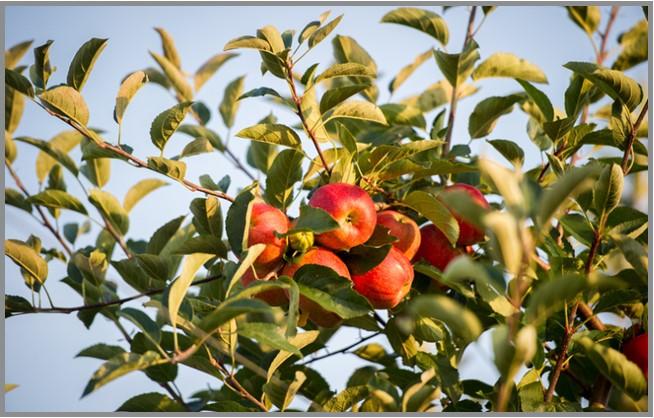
282 247 351 328
351 246 414 309
623 333 648 380
240 264 287 307
308 183 376 251
376 210 421 260
247 202 290 267
441 183 489 246
414 224 462 271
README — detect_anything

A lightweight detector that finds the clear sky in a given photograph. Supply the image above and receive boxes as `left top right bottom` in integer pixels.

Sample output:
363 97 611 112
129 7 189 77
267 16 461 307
4 4 647 412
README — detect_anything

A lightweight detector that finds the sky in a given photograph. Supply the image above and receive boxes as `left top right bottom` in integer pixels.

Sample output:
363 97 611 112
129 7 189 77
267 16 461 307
4 4 648 412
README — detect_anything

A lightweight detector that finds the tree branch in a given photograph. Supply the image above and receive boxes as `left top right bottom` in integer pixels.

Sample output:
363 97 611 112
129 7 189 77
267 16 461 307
300 331 381 366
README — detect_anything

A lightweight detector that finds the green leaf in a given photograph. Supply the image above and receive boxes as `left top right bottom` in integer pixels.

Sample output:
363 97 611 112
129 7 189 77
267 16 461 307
308 14 343 48
179 137 213 158
149 101 193 151
218 75 245 128
4 239 48 284
80 157 111 188
147 157 187 182
4 384 18 393
189 197 222 237
88 189 130 235
114 70 148 124
410 294 483 345
294 265 371 319
172 235 227 258
389 49 432 94
381 7 449 45
39 86 90 126
292 205 339 234
613 20 648 71
177 124 223 151
484 211 523 276
612 235 648 279
123 178 168 212
149 51 193 101
324 101 387 125
225 186 255 256
194 52 237 91
117 393 185 412
32 131 82 182
563 62 643 112
239 322 301 355
434 39 480 89
224 35 272 52
565 6 601 36
468 94 522 138
575 336 647 400
332 35 378 102
5 39 33 69
319 83 370 114
168 253 213 334
198 298 271 336
118 307 161 343
236 123 301 148
76 343 126 360
6 84 26 136
516 79 554 122
543 116 576 142
322 385 369 412
28 190 87 214
593 163 624 218
472 53 548 84
5 188 32 213
487 139 524 166
30 40 53 89
154 27 182 69
238 86 282 101
265 149 303 211
82 351 166 397
67 38 108 91
525 274 589 324
266 331 319 382
379 103 425 129
403 190 458 245
135 254 170 282
5 294 33 317
5 68 34 97
315 63 376 84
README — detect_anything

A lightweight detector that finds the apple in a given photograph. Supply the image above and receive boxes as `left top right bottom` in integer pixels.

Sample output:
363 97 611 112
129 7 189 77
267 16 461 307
247 202 290 267
376 210 421 260
240 264 287 307
308 183 376 251
441 183 489 246
282 247 351 328
414 224 462 271
351 246 414 309
622 333 648 379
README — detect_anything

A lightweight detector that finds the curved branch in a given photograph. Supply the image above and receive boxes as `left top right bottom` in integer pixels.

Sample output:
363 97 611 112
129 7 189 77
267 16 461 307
300 331 381 366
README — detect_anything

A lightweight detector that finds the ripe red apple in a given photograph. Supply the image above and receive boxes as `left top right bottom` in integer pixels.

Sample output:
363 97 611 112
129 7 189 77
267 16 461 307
441 183 489 246
282 247 351 328
240 264 287 307
414 224 462 272
622 333 648 379
351 246 414 309
308 183 376 251
247 202 290 267
376 210 421 260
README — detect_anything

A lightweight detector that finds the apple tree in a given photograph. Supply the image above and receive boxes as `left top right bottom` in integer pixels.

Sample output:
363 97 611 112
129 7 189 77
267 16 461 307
4 5 650 412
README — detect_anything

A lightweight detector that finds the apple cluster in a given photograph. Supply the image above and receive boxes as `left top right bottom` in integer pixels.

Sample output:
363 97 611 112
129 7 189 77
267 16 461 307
240 182 489 328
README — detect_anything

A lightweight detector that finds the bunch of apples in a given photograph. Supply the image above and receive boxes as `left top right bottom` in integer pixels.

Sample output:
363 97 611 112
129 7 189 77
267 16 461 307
241 182 489 328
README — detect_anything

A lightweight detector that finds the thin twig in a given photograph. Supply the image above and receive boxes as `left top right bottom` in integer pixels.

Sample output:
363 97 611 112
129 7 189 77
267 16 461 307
300 331 382 366
208 356 268 411
597 6 620 66
621 101 648 174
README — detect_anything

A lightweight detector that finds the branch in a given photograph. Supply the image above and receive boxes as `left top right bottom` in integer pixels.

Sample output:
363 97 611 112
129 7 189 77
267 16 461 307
300 331 381 366
5 161 73 257
597 6 620 66
621 100 648 174
208 356 268 412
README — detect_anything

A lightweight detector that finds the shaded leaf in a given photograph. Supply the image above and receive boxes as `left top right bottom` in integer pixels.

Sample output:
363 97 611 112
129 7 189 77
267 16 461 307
82 351 165 397
67 37 108 91
114 70 148 124
381 7 449 45
472 53 548 84
468 94 523 138
149 101 193 151
28 190 87 214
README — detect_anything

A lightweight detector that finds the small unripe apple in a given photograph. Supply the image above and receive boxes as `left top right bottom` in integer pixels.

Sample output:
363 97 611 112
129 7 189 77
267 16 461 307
288 229 314 253
376 210 421 260
240 264 287 307
622 333 648 380
247 202 290 267
441 183 489 246
414 224 462 271
282 247 351 328
351 247 414 309
308 183 376 251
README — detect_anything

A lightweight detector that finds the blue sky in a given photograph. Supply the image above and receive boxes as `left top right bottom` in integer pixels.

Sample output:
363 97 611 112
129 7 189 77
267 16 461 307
4 4 647 412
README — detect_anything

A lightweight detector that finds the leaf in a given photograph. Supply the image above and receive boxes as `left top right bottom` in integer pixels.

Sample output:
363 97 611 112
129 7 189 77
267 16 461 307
379 103 426 129
565 6 601 35
236 123 301 148
5 68 34 97
381 7 449 45
6 86 25 137
265 149 303 211
194 52 237 91
319 83 370 114
198 298 271 338
332 35 378 102
389 49 432 94
123 178 168 212
135 254 170 282
563 62 643 112
154 27 182 69
324 101 387 125
613 20 648 71
403 190 458 245
177 124 223 150
238 86 282 101
294 265 371 319
525 274 589 324
516 79 554 122
29 131 82 182
114 70 148 124
403 80 478 113
149 101 193 151
117 393 185 412
224 35 272 52
81 157 111 188
487 139 524 166
88 189 130 235
239 322 301 355
315 63 376 84
434 39 480 89
308 14 343 48
76 343 126 360
168 253 213 335
468 94 523 138
118 307 161 343
5 39 33 69
4 239 48 284
28 190 87 214
472 53 548 84
593 163 624 218
225 186 255 256
219 75 245 128
30 40 53 89
4 384 18 394
267 331 320 383
292 205 339 234
410 294 483 344
5 188 32 213
172 235 227 258
575 336 647 400
484 211 523 276
39 86 90 126
149 51 192 101
322 385 369 412
82 351 166 397
67 38 108 91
